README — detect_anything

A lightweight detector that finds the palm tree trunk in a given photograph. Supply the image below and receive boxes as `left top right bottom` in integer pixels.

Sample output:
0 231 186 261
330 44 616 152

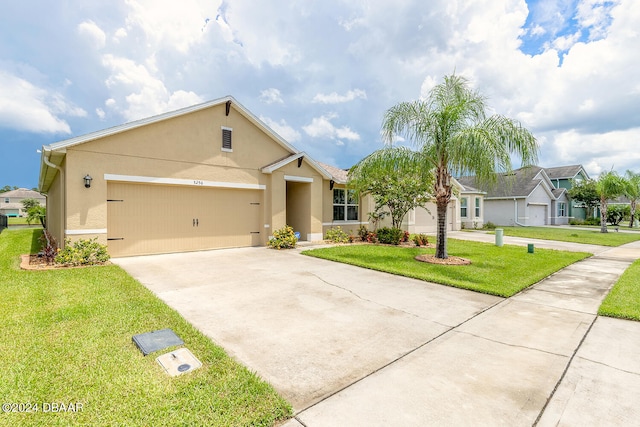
600 198 608 233
435 201 448 258
630 200 636 228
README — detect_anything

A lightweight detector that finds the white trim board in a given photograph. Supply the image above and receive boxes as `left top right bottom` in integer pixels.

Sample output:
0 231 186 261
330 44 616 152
284 175 313 183
66 229 108 235
104 174 266 190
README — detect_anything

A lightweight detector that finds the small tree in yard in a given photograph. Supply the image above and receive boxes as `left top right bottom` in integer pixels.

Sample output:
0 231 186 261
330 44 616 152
348 146 433 229
21 198 40 211
624 170 640 228
568 178 600 219
26 205 46 227
596 171 626 233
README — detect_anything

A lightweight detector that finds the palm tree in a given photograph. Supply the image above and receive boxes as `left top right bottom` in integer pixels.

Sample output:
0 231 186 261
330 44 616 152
624 170 640 228
596 171 626 233
381 74 538 258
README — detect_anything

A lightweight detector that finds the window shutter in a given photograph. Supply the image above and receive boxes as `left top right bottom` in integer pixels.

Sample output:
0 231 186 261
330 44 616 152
222 128 232 150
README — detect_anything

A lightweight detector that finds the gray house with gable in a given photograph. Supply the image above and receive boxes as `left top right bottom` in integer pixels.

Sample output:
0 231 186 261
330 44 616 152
457 166 570 226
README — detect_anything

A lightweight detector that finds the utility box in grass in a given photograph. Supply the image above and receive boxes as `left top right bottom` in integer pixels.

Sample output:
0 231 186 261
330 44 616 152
495 229 503 247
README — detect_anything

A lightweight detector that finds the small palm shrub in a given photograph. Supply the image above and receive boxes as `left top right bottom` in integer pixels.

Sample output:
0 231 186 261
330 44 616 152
412 233 429 246
482 221 497 230
376 227 404 245
55 238 110 266
268 225 297 249
325 226 350 243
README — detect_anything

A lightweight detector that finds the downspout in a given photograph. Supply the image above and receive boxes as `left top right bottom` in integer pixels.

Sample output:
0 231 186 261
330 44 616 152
514 198 527 227
42 149 66 239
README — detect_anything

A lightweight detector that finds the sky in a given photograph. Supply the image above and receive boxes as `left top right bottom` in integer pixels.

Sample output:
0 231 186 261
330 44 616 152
1 0 638 190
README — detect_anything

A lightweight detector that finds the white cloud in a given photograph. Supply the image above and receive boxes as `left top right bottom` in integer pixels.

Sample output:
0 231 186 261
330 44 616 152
260 116 301 142
77 20 106 49
259 88 283 104
303 113 360 142
312 89 367 104
113 27 128 43
101 54 202 121
96 108 106 119
0 70 85 134
123 0 216 54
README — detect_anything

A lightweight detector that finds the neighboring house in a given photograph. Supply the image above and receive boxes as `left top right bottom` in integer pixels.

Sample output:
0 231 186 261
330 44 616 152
0 188 46 217
39 96 367 257
456 180 486 229
457 166 570 226
544 165 590 220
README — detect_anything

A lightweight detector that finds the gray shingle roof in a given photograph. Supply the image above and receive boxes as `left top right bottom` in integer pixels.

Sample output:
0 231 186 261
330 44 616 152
457 166 546 198
544 165 585 180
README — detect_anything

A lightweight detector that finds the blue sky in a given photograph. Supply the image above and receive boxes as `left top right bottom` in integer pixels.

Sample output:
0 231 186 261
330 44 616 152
1 0 638 189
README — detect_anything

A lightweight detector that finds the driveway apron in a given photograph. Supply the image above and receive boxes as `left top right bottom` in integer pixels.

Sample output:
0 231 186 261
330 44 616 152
114 238 640 426
113 246 501 411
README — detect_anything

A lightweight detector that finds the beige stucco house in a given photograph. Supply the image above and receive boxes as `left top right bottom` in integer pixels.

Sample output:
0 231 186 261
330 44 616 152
39 96 379 257
39 96 463 257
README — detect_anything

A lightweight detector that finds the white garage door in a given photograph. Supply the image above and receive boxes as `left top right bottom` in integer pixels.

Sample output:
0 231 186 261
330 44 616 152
107 183 262 257
528 205 547 226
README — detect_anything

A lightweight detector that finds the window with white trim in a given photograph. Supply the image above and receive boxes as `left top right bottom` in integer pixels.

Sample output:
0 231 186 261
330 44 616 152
333 189 358 221
221 127 232 151
475 197 481 217
558 202 566 217
460 197 468 218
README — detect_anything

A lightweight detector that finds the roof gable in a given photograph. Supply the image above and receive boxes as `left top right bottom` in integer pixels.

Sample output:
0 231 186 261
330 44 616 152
458 166 562 200
261 153 333 180
544 165 589 181
39 96 303 192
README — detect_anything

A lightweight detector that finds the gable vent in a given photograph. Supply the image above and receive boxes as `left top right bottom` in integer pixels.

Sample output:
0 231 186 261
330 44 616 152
222 128 232 150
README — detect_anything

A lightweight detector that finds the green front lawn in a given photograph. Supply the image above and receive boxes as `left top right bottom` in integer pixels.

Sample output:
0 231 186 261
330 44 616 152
599 259 640 321
0 229 291 427
7 216 32 225
491 226 640 246
303 240 591 297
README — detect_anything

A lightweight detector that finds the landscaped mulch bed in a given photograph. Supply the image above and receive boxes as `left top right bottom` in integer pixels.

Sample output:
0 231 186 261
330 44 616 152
20 254 110 270
414 254 471 265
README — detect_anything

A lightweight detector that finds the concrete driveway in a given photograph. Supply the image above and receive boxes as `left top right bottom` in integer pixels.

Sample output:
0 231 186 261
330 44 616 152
114 246 501 411
114 237 640 426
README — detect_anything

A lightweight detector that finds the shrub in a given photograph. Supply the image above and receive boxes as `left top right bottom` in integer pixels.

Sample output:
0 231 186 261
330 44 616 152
402 231 410 243
482 221 497 230
325 226 350 244
55 238 110 266
569 218 584 225
585 217 600 226
268 225 297 249
39 230 58 264
358 225 369 242
412 233 429 246
376 227 404 245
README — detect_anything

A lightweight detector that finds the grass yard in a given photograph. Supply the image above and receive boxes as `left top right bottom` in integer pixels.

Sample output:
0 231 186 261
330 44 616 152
7 216 33 225
0 229 291 427
599 259 640 321
303 239 591 297
490 226 640 246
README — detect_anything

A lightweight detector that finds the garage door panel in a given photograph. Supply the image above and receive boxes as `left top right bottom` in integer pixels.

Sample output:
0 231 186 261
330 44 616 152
529 205 547 226
108 183 262 257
